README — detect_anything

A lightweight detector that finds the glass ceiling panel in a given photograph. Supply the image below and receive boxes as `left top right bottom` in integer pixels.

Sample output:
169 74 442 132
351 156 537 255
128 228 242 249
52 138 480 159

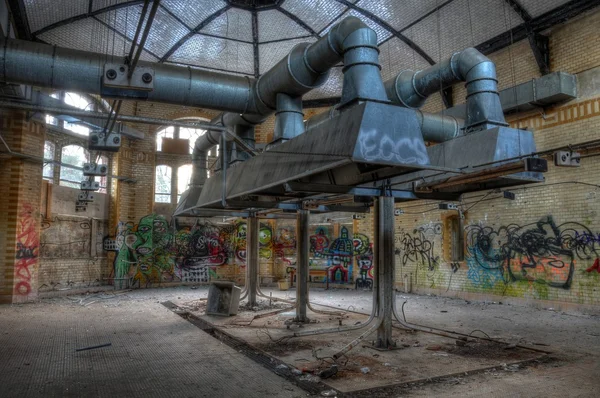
359 0 441 32
321 8 393 43
162 0 227 29
97 5 189 58
519 0 570 18
92 0 132 13
169 34 255 75
25 0 88 33
280 0 347 34
304 66 343 100
379 37 430 81
38 18 158 62
258 9 312 42
200 8 253 42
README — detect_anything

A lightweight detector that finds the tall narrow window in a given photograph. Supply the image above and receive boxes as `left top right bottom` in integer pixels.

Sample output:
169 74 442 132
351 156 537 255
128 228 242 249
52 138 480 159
94 155 109 194
177 164 193 201
155 165 172 203
444 214 464 262
43 141 55 181
45 92 60 126
156 126 174 152
64 92 93 136
60 145 89 188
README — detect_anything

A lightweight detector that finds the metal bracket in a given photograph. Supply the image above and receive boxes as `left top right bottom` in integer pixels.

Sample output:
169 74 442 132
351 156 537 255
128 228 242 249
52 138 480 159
102 63 154 91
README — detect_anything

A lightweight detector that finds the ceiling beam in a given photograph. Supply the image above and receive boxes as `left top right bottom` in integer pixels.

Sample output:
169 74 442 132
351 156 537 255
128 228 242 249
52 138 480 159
504 0 550 75
92 16 161 61
504 0 533 21
276 6 320 38
332 0 436 65
251 10 260 77
32 0 145 37
159 5 231 63
6 0 31 40
478 0 600 56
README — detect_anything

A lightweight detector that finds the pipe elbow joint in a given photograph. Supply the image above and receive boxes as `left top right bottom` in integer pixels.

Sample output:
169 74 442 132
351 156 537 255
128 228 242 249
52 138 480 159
456 47 496 81
329 16 377 54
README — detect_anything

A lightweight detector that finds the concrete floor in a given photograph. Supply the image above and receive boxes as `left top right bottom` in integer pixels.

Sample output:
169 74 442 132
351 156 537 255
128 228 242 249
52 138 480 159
1 286 599 397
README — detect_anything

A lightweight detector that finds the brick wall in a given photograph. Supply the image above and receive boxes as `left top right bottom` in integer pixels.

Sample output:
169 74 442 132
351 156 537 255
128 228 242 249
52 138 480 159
0 110 45 303
388 10 600 310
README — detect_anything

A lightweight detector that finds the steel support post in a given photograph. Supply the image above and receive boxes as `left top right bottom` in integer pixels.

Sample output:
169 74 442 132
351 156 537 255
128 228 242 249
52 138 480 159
295 209 310 323
376 196 396 348
247 215 259 307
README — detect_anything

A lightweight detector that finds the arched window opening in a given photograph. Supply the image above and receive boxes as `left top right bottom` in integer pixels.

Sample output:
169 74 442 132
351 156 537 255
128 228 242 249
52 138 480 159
177 164 193 201
179 127 206 154
156 126 175 151
43 141 55 181
45 92 60 126
60 145 89 188
63 92 93 136
155 165 172 203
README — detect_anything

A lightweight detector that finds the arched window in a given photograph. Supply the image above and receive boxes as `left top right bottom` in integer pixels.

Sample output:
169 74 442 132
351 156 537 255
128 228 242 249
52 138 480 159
179 127 206 154
156 126 174 151
60 145 89 188
63 92 93 136
177 164 193 201
155 165 172 203
43 141 55 181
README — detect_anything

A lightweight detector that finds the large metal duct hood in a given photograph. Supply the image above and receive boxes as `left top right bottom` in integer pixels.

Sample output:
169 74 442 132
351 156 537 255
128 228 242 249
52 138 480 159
180 101 431 212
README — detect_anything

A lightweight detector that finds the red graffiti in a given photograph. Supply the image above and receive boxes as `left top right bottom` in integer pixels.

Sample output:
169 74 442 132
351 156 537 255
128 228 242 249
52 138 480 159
14 203 38 296
586 258 600 273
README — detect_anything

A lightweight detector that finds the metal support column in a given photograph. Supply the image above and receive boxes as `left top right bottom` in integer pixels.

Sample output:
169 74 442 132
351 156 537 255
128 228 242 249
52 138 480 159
295 209 310 323
375 196 396 348
247 215 259 307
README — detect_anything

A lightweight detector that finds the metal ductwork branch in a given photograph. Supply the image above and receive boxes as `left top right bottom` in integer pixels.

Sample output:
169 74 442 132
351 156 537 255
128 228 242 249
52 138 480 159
303 104 464 143
0 37 259 114
384 47 507 131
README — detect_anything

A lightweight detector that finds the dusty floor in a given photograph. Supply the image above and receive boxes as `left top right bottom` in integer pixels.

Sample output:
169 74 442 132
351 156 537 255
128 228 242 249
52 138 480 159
1 286 599 397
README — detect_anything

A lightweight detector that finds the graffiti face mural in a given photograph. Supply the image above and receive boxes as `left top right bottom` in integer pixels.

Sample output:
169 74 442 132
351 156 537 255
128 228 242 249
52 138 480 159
466 216 599 290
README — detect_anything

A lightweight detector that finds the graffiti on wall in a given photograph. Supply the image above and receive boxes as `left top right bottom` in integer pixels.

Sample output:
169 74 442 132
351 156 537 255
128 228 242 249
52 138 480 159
14 203 39 296
395 222 442 287
466 216 600 290
306 226 374 286
109 215 294 288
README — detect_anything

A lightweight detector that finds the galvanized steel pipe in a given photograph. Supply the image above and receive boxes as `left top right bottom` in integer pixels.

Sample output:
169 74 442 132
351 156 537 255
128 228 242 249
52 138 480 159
384 47 506 130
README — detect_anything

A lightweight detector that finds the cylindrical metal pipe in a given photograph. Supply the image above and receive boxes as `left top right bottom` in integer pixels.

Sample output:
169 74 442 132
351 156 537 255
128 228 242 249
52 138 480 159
273 93 304 141
247 216 259 307
416 111 464 142
375 196 396 348
0 37 257 114
295 209 310 323
384 47 506 130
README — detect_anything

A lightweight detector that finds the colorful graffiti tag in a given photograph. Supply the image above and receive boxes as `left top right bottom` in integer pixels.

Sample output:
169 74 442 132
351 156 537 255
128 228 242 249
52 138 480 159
466 216 600 290
14 203 39 296
110 215 287 288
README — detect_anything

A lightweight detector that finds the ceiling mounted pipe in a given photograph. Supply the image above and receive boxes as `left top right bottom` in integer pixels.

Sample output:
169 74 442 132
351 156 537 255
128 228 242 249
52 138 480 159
304 105 463 143
384 47 507 131
0 37 258 114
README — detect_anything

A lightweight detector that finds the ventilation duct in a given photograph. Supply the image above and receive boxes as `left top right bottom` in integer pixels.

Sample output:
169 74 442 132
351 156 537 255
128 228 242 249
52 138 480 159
384 47 506 131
